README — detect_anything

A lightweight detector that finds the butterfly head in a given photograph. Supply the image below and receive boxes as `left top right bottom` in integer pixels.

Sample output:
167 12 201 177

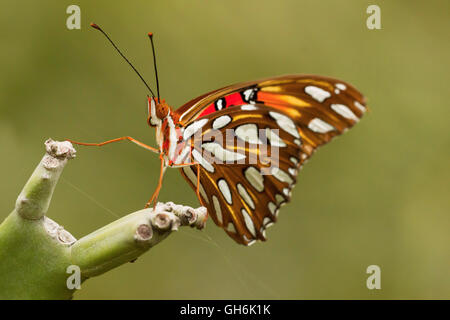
147 96 172 126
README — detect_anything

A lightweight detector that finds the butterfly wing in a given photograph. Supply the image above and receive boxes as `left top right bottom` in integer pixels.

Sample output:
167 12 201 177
176 75 367 245
175 74 366 127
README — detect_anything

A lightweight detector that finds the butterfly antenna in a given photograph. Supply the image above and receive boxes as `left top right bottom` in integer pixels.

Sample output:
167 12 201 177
90 23 156 97
147 32 160 103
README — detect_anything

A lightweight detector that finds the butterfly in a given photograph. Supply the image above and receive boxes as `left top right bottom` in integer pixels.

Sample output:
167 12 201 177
69 24 367 246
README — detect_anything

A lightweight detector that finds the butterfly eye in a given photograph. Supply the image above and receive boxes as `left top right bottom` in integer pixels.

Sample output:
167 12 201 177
156 103 169 119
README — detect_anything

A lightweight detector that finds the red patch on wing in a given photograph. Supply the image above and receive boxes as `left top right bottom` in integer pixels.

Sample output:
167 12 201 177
198 92 246 117
198 103 216 117
226 92 245 105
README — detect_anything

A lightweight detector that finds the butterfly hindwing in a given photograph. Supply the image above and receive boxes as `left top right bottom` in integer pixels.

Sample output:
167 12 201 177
180 105 303 245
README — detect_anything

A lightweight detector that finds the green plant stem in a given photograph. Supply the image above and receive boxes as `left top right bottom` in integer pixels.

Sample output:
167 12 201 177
72 203 206 278
0 139 207 299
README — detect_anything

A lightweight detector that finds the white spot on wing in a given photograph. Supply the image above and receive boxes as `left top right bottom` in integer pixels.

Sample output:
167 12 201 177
269 111 300 138
202 142 246 162
241 208 256 237
266 128 287 147
218 179 232 204
212 195 222 224
183 118 208 140
336 83 347 90
226 222 236 234
212 115 232 130
308 118 335 133
235 124 262 144
215 99 225 110
237 183 255 210
244 167 264 192
271 167 294 184
305 86 331 102
263 217 274 227
354 101 366 112
331 104 358 121
192 149 214 173
275 194 285 205
242 88 255 102
260 227 266 238
241 104 257 111
268 202 277 215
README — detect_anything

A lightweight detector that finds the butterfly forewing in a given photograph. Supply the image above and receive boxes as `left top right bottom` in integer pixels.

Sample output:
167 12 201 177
176 75 365 127
176 75 367 245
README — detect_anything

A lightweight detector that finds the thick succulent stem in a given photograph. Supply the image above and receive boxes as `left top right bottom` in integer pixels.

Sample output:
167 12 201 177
0 139 207 299
71 203 207 279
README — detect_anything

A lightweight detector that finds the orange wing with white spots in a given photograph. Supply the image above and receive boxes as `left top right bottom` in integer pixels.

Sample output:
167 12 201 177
176 75 367 246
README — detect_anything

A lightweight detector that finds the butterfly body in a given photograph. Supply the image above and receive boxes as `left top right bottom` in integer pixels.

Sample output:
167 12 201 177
147 97 182 166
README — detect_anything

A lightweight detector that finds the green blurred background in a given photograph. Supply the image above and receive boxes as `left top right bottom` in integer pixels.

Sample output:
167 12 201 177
0 0 449 299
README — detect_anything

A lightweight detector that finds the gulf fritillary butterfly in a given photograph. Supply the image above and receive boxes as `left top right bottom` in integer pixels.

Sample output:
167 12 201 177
69 24 367 246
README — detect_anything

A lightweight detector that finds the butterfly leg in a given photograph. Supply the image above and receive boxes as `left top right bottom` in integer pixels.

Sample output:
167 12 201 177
67 136 159 153
145 153 166 209
192 163 207 219
195 163 201 204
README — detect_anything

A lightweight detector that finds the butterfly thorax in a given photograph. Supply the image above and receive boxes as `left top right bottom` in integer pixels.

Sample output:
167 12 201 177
147 97 182 164
159 116 181 161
